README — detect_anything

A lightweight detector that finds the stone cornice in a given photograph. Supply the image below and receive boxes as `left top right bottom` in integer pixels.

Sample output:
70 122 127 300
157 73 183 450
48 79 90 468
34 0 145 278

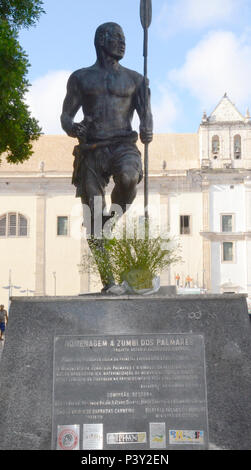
0 170 250 195
200 231 251 241
200 121 251 128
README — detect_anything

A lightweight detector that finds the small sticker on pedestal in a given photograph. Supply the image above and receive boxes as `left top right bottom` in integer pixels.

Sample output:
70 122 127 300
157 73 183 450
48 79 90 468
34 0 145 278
107 432 147 445
150 423 166 448
83 423 103 449
169 430 204 445
57 425 80 450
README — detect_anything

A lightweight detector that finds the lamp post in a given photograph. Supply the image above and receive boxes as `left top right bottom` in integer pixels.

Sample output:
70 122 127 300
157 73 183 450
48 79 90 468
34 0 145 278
2 269 21 312
20 288 35 296
202 269 206 290
53 272 56 296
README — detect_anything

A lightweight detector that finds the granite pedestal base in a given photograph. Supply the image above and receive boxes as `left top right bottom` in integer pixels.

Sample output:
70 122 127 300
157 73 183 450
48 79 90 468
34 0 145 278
0 294 250 450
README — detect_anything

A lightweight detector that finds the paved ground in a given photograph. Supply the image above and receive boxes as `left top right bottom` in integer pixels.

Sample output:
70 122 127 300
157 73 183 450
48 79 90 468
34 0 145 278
0 339 4 361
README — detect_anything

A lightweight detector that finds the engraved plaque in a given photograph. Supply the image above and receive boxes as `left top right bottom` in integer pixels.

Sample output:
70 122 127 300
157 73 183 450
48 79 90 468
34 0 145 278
52 334 208 449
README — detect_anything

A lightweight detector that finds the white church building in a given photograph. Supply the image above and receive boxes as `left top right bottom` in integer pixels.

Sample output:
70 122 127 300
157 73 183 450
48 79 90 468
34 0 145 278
0 94 251 307
199 94 251 295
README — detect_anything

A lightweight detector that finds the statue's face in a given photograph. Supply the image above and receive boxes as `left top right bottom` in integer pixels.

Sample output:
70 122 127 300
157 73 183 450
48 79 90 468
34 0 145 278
103 25 125 60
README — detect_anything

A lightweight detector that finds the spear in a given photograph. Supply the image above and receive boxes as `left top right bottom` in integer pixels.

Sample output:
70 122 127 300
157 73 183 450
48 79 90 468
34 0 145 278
140 0 152 236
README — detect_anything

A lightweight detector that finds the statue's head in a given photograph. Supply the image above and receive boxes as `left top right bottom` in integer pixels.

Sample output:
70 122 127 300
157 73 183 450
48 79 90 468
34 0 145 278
94 22 125 61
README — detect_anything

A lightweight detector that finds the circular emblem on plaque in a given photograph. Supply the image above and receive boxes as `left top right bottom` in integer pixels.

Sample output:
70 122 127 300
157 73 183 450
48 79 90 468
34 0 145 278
58 428 78 450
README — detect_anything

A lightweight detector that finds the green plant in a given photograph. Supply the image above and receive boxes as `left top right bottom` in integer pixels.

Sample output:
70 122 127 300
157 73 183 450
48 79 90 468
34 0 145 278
80 224 181 290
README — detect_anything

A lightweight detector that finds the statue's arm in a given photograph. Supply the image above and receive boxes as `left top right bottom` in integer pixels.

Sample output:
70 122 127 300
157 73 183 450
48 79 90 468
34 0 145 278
134 76 153 144
61 73 86 139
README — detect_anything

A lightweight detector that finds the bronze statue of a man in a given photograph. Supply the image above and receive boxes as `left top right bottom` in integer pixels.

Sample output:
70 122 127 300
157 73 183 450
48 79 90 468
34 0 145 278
61 22 153 291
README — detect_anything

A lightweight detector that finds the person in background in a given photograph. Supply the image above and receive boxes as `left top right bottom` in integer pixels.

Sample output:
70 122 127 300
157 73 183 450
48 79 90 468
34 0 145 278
185 275 193 288
0 304 8 341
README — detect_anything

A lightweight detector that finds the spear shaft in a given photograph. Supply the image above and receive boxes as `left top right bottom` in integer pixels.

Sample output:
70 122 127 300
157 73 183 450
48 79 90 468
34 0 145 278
144 25 149 227
140 0 152 233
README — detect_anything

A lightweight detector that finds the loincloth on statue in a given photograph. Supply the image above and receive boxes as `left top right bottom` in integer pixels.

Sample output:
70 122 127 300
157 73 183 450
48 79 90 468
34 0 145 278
72 134 143 199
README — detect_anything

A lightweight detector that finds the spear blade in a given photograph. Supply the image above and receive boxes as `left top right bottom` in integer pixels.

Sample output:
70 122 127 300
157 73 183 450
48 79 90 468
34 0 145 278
140 0 152 29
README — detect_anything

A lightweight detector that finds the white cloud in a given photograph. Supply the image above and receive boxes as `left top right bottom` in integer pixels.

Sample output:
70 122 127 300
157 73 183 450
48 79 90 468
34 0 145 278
132 85 179 133
132 87 180 133
156 0 241 37
152 86 180 132
26 70 82 134
169 31 251 111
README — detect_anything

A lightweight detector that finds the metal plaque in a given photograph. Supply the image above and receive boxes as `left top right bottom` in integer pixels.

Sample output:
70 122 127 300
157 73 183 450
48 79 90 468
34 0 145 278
52 334 208 449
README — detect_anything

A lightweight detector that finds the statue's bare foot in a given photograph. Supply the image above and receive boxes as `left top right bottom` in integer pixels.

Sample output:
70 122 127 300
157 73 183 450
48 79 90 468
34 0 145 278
101 282 127 295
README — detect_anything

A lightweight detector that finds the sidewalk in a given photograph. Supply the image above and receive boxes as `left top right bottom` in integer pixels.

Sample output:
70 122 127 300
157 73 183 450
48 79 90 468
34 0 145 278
0 339 4 361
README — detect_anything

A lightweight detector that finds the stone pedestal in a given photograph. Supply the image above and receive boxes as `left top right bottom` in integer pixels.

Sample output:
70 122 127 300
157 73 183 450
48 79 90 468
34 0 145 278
0 294 250 450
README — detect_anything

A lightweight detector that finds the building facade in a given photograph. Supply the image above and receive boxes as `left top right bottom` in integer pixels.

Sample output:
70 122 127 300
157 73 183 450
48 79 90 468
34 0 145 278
0 95 251 308
199 94 251 294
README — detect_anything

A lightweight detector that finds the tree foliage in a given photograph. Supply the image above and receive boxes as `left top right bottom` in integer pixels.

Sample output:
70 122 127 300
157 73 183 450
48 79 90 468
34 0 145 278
0 1 44 164
0 0 44 29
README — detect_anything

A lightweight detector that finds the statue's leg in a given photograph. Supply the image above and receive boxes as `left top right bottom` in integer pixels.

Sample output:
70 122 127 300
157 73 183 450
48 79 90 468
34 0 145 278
87 237 115 290
110 145 142 215
111 164 140 213
81 170 115 290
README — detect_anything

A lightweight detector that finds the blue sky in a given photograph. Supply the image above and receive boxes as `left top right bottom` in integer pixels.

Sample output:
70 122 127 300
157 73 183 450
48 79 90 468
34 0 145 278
19 0 251 134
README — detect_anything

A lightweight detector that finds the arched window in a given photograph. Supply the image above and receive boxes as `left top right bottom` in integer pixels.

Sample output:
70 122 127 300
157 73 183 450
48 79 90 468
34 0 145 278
234 135 241 159
0 213 28 237
212 135 220 157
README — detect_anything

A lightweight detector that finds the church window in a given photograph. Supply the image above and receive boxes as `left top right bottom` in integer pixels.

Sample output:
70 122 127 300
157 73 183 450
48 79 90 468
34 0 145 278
180 215 191 235
212 135 220 156
0 213 28 237
234 135 241 159
57 216 69 236
0 215 6 237
221 214 233 233
222 242 234 262
18 214 28 236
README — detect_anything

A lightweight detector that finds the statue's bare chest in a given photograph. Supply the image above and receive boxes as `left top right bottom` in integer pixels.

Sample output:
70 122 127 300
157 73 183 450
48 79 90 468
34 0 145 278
78 70 136 99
